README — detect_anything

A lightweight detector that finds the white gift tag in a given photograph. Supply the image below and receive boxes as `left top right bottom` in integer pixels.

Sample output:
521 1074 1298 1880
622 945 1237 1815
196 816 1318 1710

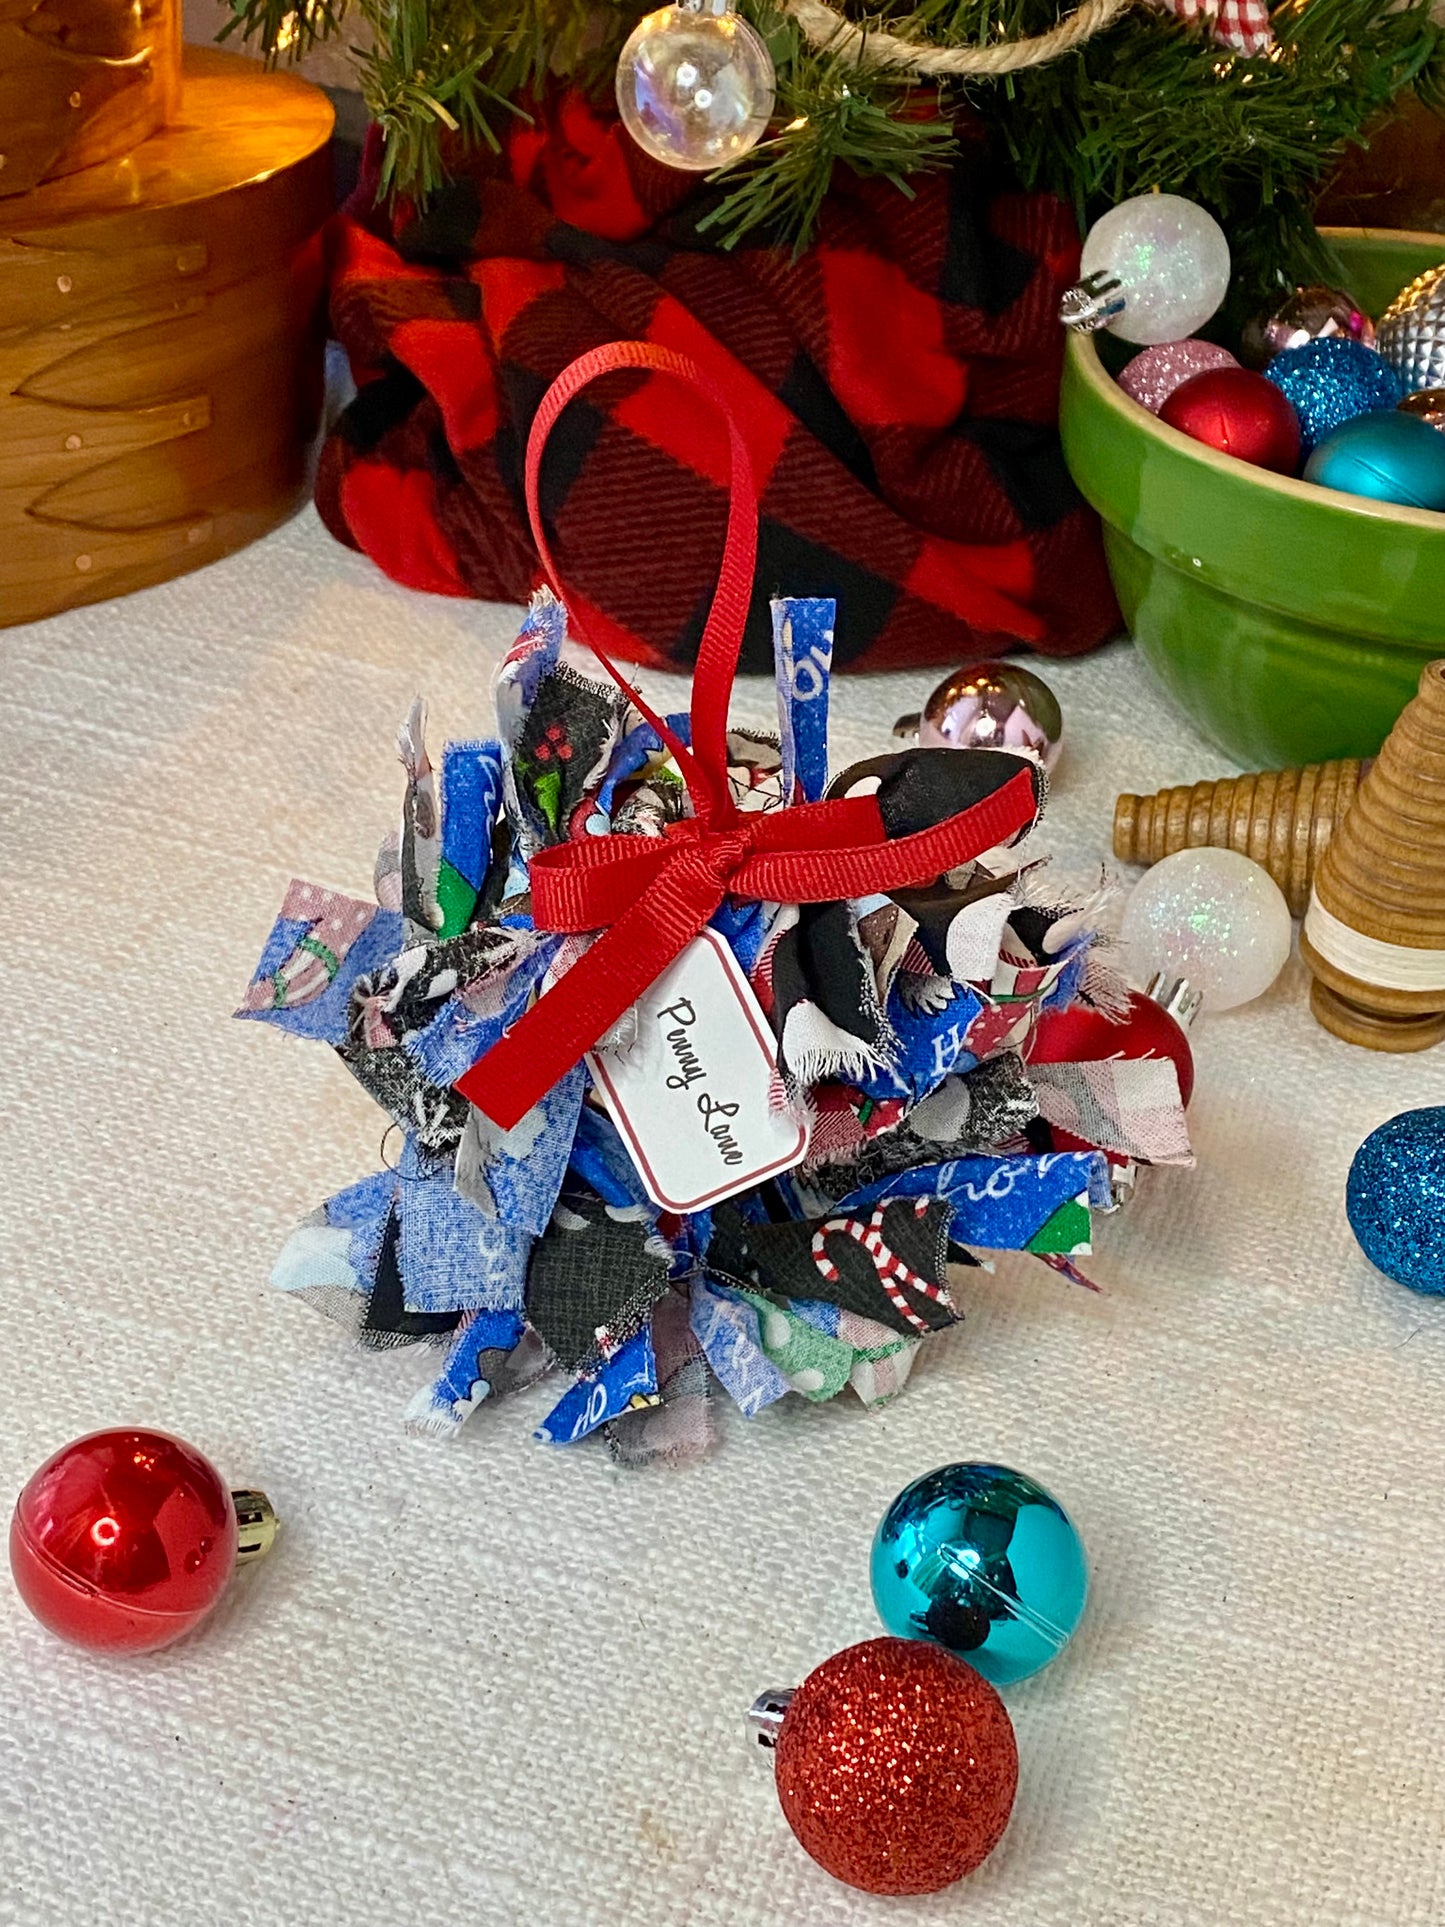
586 928 808 1213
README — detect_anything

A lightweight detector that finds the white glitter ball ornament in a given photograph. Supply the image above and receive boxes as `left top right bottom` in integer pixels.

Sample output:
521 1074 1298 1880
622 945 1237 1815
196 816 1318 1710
1121 848 1292 1011
616 0 776 172
1073 194 1232 346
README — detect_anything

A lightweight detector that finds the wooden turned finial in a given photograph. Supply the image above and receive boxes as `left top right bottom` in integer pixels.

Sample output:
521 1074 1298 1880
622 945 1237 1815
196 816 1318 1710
1113 760 1369 918
1300 660 1445 1051
0 0 181 199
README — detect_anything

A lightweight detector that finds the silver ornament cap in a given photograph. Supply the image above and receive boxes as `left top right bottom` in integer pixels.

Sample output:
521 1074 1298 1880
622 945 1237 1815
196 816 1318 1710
1060 271 1127 334
1377 264 1445 396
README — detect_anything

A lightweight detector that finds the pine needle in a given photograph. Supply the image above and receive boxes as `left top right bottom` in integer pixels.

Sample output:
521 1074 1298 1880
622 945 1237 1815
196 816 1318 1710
215 0 1445 302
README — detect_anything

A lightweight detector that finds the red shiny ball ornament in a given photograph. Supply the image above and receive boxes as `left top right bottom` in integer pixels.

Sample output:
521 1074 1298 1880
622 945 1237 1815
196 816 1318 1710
1159 367 1302 474
1028 990 1195 1107
10 1430 239 1652
773 1637 1018 1896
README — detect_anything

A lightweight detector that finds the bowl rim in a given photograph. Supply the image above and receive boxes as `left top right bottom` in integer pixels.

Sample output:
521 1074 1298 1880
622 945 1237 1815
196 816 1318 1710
1065 225 1445 535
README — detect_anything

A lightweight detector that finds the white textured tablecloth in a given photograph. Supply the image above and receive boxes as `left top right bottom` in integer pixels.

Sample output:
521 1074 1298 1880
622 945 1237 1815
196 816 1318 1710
3 508 1443 1927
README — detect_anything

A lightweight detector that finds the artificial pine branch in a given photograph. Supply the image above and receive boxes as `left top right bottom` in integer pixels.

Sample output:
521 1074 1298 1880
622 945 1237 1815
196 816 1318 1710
988 0 1441 302
698 10 956 249
216 0 349 63
353 0 535 198
220 0 1444 307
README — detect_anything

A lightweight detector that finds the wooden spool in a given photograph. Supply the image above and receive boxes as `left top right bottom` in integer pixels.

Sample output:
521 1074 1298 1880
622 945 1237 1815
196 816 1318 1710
0 47 332 628
1114 760 1371 919
1300 659 1445 1051
0 0 182 200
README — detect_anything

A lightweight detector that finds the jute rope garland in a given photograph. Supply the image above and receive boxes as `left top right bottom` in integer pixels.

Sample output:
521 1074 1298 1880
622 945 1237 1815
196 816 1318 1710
782 0 1136 76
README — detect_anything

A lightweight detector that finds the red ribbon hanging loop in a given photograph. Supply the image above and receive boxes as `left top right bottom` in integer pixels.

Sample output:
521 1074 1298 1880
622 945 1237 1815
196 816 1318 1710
455 342 1039 1130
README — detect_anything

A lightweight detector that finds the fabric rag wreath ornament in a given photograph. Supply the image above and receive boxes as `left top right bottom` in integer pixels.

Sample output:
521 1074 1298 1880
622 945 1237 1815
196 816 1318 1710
241 343 1191 1463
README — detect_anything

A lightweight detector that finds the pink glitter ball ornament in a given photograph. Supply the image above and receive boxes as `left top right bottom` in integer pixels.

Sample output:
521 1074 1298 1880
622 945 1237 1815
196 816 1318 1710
1117 339 1240 415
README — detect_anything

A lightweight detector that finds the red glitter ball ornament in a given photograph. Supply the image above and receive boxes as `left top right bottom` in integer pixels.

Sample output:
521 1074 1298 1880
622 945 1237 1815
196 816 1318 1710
1159 366 1302 474
772 1637 1018 1895
10 1429 273 1653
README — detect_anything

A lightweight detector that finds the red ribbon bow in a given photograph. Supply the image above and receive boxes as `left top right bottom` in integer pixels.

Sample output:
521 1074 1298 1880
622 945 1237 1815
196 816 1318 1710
456 341 1039 1131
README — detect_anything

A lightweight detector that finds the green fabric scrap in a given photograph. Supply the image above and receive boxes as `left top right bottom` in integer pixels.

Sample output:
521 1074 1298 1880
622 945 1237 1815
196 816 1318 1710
1026 1196 1091 1255
737 1290 855 1403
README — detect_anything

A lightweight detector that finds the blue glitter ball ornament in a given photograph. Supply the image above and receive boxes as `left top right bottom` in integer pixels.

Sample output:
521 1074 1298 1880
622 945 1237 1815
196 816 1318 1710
870 1463 1088 1685
1346 1108 1445 1295
1304 411 1445 511
1264 337 1404 452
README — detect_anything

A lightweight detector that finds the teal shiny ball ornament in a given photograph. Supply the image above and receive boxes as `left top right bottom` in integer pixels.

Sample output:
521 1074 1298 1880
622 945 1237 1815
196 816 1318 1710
870 1463 1088 1686
1304 411 1445 511
1346 1107 1445 1295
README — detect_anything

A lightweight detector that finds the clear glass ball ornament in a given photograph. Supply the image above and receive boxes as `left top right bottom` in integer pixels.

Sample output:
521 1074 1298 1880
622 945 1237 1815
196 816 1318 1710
1077 194 1231 346
616 0 776 172
1121 848 1292 1011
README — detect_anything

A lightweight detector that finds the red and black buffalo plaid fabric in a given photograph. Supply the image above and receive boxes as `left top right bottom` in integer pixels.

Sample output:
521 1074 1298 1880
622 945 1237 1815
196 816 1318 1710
319 95 1121 674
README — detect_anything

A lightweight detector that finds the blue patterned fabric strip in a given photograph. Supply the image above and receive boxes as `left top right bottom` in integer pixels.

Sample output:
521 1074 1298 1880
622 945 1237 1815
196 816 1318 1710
440 739 505 890
397 1137 532 1313
857 981 987 1104
786 1298 842 1338
535 1322 659 1444
568 1105 654 1212
239 906 402 1045
406 935 560 1085
771 597 835 806
411 1308 528 1429
464 1062 587 1236
709 896 771 974
324 1169 400 1282
837 1150 1109 1249
689 1279 789 1417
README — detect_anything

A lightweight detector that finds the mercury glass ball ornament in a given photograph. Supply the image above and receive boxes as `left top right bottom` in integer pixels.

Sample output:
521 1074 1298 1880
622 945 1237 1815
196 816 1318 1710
1399 388 1445 432
1346 1108 1445 1295
871 1463 1088 1686
914 660 1063 772
1074 194 1231 346
1240 284 1376 369
615 0 775 172
1120 848 1292 1012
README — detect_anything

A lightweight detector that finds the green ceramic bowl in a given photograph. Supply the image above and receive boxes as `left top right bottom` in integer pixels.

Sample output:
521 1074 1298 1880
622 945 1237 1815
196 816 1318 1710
1060 228 1445 766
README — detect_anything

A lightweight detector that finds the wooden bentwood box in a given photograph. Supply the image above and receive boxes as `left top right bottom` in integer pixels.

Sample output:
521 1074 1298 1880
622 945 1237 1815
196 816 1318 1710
1 4 333 627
